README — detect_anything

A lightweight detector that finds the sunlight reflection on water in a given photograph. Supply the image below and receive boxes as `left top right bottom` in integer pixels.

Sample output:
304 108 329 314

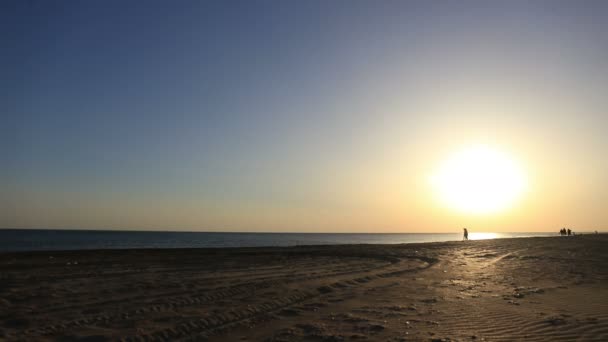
468 232 499 240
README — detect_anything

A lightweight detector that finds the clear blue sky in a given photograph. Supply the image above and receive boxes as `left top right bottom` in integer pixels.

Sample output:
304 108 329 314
3 1 607 231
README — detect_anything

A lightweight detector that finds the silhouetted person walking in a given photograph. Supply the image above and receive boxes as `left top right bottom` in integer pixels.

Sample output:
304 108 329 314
567 228 572 236
463 228 469 241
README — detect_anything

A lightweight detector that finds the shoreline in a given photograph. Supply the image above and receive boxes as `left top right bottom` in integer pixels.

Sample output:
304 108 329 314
1 235 606 341
0 234 596 255
0 235 559 254
0 231 571 253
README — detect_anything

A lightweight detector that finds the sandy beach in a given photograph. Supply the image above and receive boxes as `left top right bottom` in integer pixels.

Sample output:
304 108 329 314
1 235 606 341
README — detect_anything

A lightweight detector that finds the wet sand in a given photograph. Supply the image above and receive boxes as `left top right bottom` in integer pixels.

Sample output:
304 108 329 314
1 235 607 341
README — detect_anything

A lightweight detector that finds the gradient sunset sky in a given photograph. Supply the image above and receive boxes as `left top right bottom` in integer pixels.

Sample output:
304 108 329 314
3 1 607 232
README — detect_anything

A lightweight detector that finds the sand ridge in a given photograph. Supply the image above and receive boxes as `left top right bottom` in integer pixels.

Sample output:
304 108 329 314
0 235 606 341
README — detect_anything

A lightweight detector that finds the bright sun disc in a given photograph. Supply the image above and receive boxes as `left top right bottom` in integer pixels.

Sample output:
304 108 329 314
431 145 527 214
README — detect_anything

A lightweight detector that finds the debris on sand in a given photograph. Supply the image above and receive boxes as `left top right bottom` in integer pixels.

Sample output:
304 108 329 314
544 316 567 326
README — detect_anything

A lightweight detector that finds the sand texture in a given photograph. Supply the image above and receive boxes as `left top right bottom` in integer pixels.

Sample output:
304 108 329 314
0 235 607 341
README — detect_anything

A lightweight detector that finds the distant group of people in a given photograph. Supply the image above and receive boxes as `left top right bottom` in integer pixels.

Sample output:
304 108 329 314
560 227 574 236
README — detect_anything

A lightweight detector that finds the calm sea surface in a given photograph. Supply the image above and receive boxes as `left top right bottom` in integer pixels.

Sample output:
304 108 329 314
0 229 558 252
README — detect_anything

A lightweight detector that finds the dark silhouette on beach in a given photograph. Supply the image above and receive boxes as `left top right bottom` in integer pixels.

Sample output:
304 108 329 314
463 228 469 241
560 228 577 236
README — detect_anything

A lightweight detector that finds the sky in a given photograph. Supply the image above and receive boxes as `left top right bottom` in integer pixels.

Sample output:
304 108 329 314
2 0 607 232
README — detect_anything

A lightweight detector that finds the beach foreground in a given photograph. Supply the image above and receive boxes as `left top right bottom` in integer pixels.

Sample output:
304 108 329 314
1 235 606 341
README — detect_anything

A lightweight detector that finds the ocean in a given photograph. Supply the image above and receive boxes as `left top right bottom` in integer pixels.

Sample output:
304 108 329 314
0 229 558 252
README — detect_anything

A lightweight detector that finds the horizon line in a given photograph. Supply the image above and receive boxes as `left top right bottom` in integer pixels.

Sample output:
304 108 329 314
1 227 597 234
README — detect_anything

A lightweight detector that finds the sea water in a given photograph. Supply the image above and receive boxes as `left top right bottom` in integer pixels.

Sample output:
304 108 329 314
0 229 558 252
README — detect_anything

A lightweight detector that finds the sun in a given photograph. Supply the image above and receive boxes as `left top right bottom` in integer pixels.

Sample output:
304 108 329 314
430 145 527 214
